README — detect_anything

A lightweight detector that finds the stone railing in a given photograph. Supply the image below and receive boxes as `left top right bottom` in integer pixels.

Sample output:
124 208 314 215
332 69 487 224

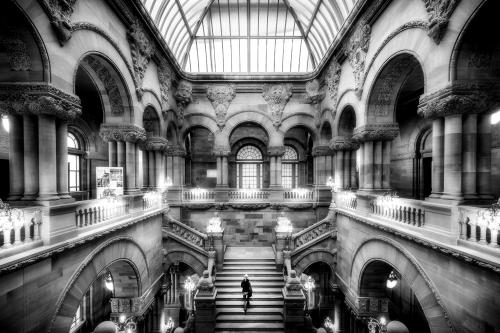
283 189 314 201
75 198 129 228
228 189 270 201
0 206 43 250
336 191 357 210
371 196 425 227
166 217 207 249
291 211 335 250
458 205 500 249
183 188 216 202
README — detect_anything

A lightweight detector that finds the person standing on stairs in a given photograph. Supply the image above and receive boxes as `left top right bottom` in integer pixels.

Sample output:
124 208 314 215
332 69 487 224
241 274 252 309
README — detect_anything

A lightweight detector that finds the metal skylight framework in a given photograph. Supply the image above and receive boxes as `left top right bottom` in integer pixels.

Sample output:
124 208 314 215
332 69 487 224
142 0 358 73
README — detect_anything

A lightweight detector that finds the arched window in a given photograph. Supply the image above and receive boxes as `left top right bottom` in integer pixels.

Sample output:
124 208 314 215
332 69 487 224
282 145 299 188
67 132 83 192
236 145 263 188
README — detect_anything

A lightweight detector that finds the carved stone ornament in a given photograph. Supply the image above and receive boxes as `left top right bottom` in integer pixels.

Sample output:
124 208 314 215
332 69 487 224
352 123 399 142
312 145 334 157
0 31 32 71
305 79 326 129
324 59 341 106
143 136 168 151
40 0 77 45
99 123 147 143
174 80 193 128
330 136 360 151
127 20 155 99
165 144 186 157
284 270 305 297
158 61 173 110
262 83 293 129
213 146 231 156
207 84 236 129
417 83 495 119
423 0 461 44
196 270 215 295
83 56 124 115
345 20 371 98
267 146 285 157
0 83 81 120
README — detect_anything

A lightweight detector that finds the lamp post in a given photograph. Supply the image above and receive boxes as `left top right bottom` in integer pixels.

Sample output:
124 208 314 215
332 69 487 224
164 317 174 333
184 276 196 311
115 314 137 333
368 317 388 333
275 212 293 250
303 276 315 311
323 316 334 333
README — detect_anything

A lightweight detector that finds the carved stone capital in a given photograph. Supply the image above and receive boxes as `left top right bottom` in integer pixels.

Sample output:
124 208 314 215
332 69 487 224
0 83 81 120
418 83 495 119
330 136 360 151
165 145 186 157
99 123 147 143
127 20 155 99
312 145 334 157
207 84 236 129
423 0 461 44
262 83 293 129
213 146 231 157
352 123 399 142
267 146 286 157
345 20 371 97
143 136 168 151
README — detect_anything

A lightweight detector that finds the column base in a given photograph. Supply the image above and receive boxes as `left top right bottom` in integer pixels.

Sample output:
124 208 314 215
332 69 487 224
124 188 141 195
36 193 61 201
433 193 465 204
21 194 38 201
6 194 23 201
58 192 73 199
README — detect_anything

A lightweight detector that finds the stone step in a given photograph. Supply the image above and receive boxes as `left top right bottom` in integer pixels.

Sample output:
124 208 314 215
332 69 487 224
216 276 283 281
216 281 284 288
216 314 283 322
216 308 283 315
217 271 282 277
216 294 283 301
216 331 284 333
215 322 284 331
217 287 282 294
223 265 278 271
223 259 276 264
216 300 283 307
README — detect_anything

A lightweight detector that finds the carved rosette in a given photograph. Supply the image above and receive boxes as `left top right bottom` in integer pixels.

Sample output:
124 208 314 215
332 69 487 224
330 136 360 151
158 61 173 110
127 20 155 99
345 20 371 98
267 146 286 157
0 83 81 120
312 145 334 157
99 123 147 143
423 0 461 44
207 84 236 129
352 123 399 142
40 0 77 45
417 83 494 119
174 80 193 128
262 83 293 129
324 59 341 107
143 136 168 151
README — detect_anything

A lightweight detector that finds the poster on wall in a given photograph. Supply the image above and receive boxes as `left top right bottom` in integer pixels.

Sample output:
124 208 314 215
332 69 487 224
96 167 124 198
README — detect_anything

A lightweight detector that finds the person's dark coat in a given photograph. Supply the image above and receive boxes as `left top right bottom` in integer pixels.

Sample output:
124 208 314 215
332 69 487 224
241 278 252 297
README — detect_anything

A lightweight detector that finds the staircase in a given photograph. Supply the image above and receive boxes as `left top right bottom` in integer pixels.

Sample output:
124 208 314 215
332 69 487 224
215 247 285 333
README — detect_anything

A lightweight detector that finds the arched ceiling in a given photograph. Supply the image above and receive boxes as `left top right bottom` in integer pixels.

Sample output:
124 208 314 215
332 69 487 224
141 0 359 74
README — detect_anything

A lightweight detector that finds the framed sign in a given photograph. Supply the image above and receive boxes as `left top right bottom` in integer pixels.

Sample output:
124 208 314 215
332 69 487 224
96 167 124 198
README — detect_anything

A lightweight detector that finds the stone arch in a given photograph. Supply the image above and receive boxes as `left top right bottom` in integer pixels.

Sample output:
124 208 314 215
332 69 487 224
224 111 277 145
76 52 134 123
143 105 161 137
49 237 150 333
280 113 316 136
163 250 206 276
336 105 357 137
319 121 332 145
365 52 425 124
292 249 337 276
182 114 218 140
350 236 455 333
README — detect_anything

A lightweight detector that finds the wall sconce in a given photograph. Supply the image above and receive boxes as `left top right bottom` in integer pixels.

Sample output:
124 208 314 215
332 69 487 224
326 176 337 191
1 114 9 133
207 212 223 234
323 317 334 333
386 270 399 289
184 276 196 310
164 317 174 333
368 316 388 333
104 271 114 292
116 314 137 333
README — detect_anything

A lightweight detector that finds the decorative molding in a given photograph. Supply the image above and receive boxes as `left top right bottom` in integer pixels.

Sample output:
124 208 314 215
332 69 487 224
158 61 174 111
267 146 286 157
323 60 341 112
82 56 124 115
127 20 155 99
0 83 81 120
165 145 186 157
206 84 236 129
345 19 371 98
304 79 325 129
312 145 334 157
174 80 193 128
417 82 497 119
423 0 461 44
262 83 293 129
39 0 77 45
330 136 360 151
229 203 270 210
213 146 232 157
99 123 147 143
143 136 168 151
352 123 399 142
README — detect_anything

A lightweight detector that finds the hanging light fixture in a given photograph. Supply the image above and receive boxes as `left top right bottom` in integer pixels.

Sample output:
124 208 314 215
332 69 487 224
104 272 114 291
386 270 399 289
1 114 9 133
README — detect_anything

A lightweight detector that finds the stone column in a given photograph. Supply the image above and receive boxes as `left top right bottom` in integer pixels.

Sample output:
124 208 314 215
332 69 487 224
214 148 230 187
125 141 137 193
373 141 383 189
135 145 143 190
477 114 492 198
268 146 285 188
155 151 165 188
37 115 59 201
462 113 477 199
108 141 117 167
22 115 38 200
7 115 24 200
351 150 358 189
165 146 186 187
362 141 373 190
430 118 444 198
312 145 333 187
117 141 126 169
149 151 156 187
343 151 351 189
442 114 463 200
358 145 364 190
334 151 344 189
382 141 391 190
56 120 71 198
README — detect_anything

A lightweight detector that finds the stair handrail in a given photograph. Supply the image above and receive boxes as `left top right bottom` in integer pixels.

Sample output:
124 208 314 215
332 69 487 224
291 210 336 252
163 213 208 252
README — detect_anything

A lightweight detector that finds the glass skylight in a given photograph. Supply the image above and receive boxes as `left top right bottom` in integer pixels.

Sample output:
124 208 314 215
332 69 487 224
142 0 358 74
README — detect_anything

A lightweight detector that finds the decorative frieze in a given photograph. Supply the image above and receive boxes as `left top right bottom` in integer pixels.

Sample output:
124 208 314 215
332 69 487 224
423 0 461 44
0 83 81 119
417 83 494 119
206 84 236 129
165 145 186 156
262 83 293 129
158 61 173 110
312 145 334 157
174 80 193 127
99 123 147 143
39 0 77 45
345 20 371 98
324 59 341 107
352 123 399 142
330 136 360 151
143 136 168 151
127 20 155 99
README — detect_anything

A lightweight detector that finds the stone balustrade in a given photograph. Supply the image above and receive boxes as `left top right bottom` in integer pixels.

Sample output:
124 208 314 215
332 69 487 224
166 218 207 249
75 198 129 228
336 190 357 210
283 189 314 201
459 205 500 248
0 205 42 250
183 188 216 202
371 196 425 227
228 189 270 201
291 212 334 250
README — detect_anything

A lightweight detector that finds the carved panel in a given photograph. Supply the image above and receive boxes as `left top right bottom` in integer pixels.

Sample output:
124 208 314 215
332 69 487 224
39 0 77 45
293 220 331 248
262 83 293 129
345 20 371 97
324 60 341 107
423 0 461 44
174 80 193 127
0 31 32 71
352 123 399 142
207 84 236 129
158 61 173 109
127 20 155 99
170 221 205 248
99 123 147 143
